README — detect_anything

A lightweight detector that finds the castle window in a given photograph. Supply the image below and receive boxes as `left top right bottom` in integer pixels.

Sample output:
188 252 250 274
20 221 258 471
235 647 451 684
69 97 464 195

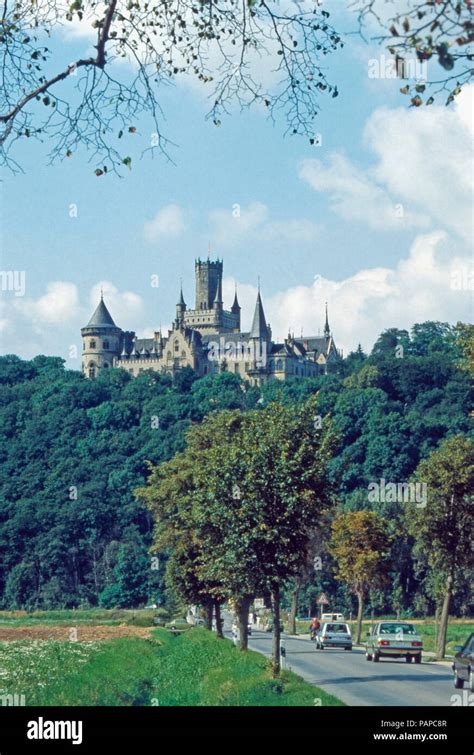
103 340 109 349
276 359 283 371
88 361 96 379
181 351 186 358
174 340 179 351
90 340 96 349
103 363 109 368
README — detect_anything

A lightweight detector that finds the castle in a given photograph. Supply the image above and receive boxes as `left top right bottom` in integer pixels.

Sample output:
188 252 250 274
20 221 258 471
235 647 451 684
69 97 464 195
81 258 340 386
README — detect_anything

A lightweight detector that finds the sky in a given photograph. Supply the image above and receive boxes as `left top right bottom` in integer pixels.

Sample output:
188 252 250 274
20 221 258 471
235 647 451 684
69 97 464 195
1 0 472 367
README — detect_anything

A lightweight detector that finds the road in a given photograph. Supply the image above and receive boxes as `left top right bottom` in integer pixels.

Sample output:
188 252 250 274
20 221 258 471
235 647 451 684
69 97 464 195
224 621 456 706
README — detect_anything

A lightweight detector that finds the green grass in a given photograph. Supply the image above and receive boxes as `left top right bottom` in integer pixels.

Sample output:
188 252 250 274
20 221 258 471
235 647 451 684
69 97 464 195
0 637 159 705
150 628 344 706
290 618 473 656
0 627 343 706
0 608 159 627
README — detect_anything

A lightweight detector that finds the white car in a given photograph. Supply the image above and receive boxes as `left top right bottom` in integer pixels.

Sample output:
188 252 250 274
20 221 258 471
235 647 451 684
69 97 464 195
315 622 352 650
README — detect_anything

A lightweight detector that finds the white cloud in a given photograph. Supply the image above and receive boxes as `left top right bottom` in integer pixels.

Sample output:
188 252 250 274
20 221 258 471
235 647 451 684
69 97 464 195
299 153 430 231
144 204 186 242
300 86 474 242
363 90 474 242
261 231 472 355
89 281 145 332
209 202 322 247
20 281 81 324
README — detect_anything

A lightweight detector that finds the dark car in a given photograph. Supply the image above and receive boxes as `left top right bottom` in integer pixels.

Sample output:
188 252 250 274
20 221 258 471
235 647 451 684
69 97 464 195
452 633 474 690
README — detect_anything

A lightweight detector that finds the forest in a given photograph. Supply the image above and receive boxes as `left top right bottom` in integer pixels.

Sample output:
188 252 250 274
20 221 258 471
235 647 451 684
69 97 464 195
0 321 472 628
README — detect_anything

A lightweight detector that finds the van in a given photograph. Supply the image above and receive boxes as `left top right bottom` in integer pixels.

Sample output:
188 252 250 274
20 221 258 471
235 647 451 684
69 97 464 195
321 612 345 622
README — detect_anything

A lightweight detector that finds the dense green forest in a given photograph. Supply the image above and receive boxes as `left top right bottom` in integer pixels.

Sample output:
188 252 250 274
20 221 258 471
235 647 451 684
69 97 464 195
0 321 472 618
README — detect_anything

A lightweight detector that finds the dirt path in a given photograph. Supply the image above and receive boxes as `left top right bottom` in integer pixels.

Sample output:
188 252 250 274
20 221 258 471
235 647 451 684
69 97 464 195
0 625 154 641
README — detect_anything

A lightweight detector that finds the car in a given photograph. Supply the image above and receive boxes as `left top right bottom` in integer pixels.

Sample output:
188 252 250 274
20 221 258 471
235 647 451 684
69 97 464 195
315 622 352 650
452 633 474 690
321 613 345 622
365 621 423 663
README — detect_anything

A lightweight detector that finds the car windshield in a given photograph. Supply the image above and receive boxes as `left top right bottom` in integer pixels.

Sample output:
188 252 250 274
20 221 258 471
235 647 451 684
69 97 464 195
326 624 348 633
379 623 416 635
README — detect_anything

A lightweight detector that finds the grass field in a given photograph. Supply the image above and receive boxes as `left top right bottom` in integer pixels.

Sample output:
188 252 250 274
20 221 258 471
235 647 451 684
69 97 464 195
0 620 343 707
290 618 473 656
0 608 157 627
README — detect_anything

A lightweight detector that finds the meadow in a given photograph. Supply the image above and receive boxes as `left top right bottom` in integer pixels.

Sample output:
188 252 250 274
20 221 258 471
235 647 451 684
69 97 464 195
0 613 343 707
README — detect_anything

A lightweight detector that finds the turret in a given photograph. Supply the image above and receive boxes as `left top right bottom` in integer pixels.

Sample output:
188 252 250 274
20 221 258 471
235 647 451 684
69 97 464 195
176 283 186 328
81 293 123 378
231 286 241 330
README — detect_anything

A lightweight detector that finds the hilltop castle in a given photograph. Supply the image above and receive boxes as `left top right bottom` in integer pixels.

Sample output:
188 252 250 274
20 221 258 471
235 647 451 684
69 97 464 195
81 258 340 386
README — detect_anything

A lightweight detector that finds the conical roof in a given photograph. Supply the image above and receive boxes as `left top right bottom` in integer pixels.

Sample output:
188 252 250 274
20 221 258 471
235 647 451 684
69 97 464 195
231 288 241 312
87 298 117 328
178 285 186 307
250 291 268 339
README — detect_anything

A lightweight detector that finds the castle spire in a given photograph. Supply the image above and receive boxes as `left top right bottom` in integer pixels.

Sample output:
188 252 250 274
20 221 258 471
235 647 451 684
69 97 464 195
231 284 241 313
324 302 330 338
178 278 186 307
250 289 269 339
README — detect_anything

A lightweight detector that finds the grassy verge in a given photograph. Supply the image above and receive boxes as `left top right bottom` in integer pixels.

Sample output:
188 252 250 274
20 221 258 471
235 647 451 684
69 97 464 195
289 618 473 655
0 608 160 627
0 637 159 705
0 627 343 706
150 628 344 706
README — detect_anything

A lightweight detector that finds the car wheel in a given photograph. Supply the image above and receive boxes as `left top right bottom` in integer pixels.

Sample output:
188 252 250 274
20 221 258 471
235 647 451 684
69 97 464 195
414 654 422 664
372 652 380 662
365 652 372 661
454 671 464 689
405 655 412 663
345 646 352 651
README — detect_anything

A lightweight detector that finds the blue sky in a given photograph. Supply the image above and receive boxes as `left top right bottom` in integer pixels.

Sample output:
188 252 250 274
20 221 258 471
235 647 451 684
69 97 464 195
1 1 472 365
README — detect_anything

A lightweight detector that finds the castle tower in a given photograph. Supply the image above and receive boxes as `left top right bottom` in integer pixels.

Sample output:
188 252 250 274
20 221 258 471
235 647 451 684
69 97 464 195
231 286 241 331
81 294 122 378
175 283 187 328
195 258 223 310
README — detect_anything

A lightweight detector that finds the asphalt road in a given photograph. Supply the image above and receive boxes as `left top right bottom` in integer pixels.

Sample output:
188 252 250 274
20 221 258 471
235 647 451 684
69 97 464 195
225 622 456 706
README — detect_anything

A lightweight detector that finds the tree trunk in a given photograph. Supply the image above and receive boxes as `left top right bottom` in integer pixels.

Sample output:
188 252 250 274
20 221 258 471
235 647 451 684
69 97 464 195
235 595 252 650
355 591 364 644
214 602 224 639
436 575 453 659
203 601 213 631
271 586 281 677
288 577 301 636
